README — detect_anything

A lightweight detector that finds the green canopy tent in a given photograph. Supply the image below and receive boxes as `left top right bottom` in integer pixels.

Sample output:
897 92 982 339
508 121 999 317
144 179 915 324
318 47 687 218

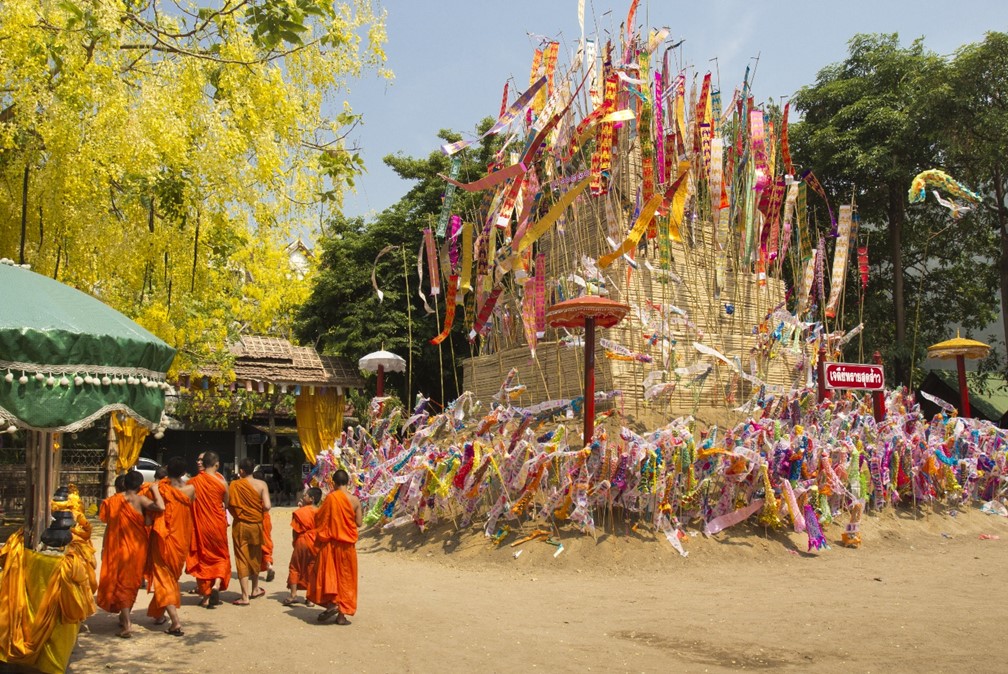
0 261 176 546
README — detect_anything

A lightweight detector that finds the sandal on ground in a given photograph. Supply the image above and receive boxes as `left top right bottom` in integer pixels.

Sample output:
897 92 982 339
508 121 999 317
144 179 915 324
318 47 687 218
210 588 221 606
281 596 297 606
316 607 338 622
265 569 275 582
152 616 167 626
166 626 184 637
231 599 250 606
305 601 315 608
250 588 266 599
199 597 211 608
335 614 351 626
116 629 132 639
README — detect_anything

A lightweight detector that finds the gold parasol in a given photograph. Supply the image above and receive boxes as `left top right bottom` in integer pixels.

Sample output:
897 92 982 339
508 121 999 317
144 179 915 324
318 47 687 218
926 331 989 418
927 332 990 360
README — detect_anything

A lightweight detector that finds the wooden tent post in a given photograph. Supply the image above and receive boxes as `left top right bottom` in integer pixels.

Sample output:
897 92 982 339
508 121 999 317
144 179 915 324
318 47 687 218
25 430 60 549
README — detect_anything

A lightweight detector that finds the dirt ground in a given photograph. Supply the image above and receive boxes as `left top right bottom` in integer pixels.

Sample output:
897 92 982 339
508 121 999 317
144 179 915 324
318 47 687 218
68 505 1008 673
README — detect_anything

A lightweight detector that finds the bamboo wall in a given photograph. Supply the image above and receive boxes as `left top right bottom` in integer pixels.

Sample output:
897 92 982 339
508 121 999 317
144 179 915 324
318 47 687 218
462 143 810 427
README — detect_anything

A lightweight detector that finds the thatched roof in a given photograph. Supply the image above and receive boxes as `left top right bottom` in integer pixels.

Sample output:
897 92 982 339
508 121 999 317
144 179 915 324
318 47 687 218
229 336 364 392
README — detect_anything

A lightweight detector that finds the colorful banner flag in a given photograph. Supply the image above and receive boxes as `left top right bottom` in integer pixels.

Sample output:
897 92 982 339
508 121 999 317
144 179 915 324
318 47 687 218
824 204 853 318
424 227 440 296
599 163 689 268
436 157 462 237
441 77 546 155
459 221 473 301
371 244 397 303
431 275 459 345
515 177 591 254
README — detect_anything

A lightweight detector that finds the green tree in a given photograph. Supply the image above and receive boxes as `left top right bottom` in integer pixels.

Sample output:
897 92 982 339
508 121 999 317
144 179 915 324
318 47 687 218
296 124 502 404
790 33 998 383
0 0 389 374
940 32 1008 362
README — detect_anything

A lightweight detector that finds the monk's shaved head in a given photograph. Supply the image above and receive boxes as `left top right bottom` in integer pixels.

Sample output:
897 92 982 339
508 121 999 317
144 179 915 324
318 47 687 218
167 456 187 479
124 470 143 491
202 451 220 468
333 469 349 487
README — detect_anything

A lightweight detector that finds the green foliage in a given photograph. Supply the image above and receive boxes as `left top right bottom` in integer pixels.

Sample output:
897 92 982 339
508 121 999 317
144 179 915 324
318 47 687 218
938 32 1008 372
791 33 1000 385
173 388 297 430
0 0 390 378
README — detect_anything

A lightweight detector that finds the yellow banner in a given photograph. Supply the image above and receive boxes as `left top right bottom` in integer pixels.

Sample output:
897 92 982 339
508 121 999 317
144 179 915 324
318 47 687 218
599 162 690 268
515 178 591 254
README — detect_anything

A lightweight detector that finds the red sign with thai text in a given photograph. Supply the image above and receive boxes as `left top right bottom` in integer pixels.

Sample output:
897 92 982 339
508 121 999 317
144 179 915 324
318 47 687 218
824 363 885 391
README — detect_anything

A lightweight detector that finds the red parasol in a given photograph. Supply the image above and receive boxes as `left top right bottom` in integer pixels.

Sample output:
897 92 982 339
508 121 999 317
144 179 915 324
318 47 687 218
546 296 629 447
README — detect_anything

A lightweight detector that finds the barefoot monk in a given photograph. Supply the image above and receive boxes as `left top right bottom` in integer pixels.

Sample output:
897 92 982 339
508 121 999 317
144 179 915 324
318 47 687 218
227 458 271 605
97 470 164 638
186 451 231 608
146 457 195 636
309 470 362 625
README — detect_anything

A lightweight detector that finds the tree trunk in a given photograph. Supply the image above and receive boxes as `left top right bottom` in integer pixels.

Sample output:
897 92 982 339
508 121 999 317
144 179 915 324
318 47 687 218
996 170 1008 359
19 163 29 265
268 393 279 462
889 181 908 385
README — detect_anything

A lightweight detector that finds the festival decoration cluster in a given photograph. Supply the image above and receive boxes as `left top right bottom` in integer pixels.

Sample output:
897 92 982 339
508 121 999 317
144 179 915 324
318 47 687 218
305 374 1008 553
389 4 876 416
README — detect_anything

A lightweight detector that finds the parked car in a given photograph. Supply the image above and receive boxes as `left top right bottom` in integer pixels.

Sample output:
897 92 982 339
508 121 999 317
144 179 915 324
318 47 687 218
133 457 192 484
135 457 161 483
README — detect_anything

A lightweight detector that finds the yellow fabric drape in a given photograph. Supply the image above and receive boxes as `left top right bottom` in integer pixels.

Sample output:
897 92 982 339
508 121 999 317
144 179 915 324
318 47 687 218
111 413 150 474
0 515 97 673
295 389 345 464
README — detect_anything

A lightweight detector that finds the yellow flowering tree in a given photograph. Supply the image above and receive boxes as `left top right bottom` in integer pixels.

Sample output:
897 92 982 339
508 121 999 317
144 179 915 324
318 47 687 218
0 0 389 373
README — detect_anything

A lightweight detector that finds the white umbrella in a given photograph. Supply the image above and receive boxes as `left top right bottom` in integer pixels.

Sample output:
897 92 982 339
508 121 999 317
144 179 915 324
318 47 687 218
358 350 406 396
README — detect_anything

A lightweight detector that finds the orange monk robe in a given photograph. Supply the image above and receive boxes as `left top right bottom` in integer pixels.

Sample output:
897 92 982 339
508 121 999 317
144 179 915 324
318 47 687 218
286 505 317 590
186 472 231 596
307 490 358 615
261 510 274 568
146 480 193 620
227 479 264 578
96 494 149 613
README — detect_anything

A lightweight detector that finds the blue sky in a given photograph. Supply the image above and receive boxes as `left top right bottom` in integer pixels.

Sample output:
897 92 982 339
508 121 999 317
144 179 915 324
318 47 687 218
341 0 1005 219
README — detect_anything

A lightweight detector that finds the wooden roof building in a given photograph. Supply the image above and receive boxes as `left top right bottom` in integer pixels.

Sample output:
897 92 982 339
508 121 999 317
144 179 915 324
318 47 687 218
229 335 364 393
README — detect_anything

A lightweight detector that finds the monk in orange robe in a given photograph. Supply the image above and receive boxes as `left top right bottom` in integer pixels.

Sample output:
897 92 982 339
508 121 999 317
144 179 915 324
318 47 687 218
146 457 195 636
252 468 276 582
309 470 362 625
228 458 271 605
186 450 231 608
97 471 164 638
283 487 322 606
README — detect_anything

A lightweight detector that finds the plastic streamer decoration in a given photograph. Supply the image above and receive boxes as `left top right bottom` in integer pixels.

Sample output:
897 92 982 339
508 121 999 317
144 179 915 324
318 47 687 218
303 370 1008 557
908 169 982 206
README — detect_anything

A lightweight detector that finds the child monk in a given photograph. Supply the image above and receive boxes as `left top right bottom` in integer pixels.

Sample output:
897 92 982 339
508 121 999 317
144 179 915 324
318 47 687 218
146 457 195 636
283 487 322 606
97 471 164 638
228 458 271 605
309 470 362 625
187 451 231 608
